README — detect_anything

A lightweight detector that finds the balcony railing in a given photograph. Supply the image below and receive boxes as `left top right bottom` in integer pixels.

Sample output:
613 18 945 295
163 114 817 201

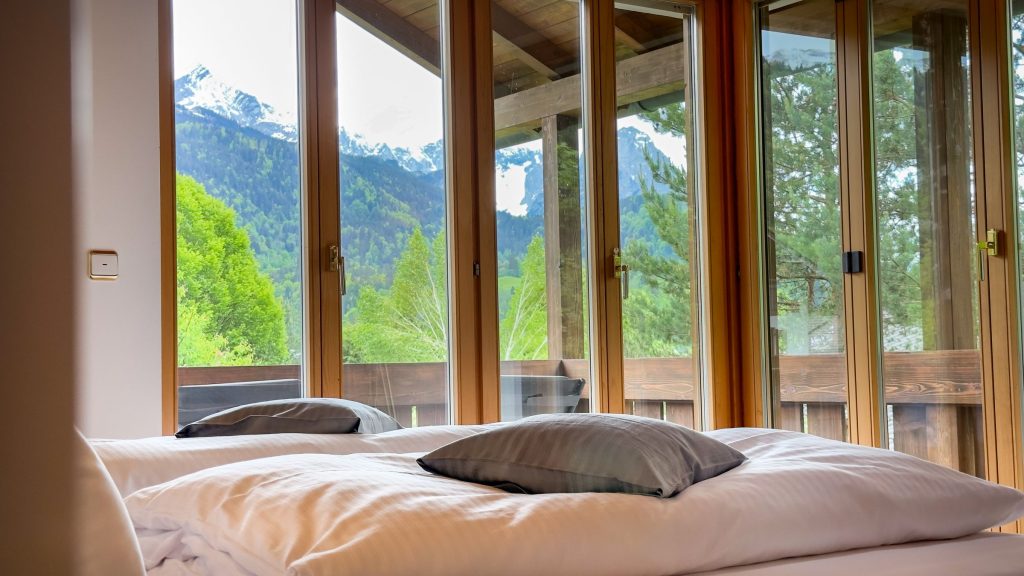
178 350 982 474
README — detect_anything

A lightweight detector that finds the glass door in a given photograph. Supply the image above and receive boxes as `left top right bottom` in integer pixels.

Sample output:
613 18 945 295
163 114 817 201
756 0 849 441
491 0 592 421
335 0 450 427
869 0 984 476
612 1 704 428
172 0 306 428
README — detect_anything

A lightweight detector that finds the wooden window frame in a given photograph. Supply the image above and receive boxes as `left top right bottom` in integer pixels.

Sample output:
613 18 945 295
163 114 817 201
158 0 746 432
735 0 1024 530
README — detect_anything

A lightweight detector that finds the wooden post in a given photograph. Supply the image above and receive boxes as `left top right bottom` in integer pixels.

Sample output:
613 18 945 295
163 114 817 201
913 11 974 352
909 10 974 471
542 114 585 360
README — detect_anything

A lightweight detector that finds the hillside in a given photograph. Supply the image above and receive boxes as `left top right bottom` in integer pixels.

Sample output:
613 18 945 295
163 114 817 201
174 66 680 359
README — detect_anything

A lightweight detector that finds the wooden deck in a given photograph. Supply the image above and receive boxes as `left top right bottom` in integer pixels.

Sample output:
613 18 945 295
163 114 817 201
179 349 984 474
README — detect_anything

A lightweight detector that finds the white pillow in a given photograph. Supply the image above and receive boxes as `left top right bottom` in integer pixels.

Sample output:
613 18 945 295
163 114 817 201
74 430 145 576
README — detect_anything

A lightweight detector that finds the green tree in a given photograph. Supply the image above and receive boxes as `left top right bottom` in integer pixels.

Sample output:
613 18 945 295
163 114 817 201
176 174 289 365
617 103 696 358
500 235 548 360
343 228 449 362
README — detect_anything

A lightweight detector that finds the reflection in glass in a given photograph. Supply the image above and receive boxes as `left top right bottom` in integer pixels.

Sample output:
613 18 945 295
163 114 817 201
492 0 591 421
614 3 703 428
871 0 983 476
336 2 450 427
757 0 848 441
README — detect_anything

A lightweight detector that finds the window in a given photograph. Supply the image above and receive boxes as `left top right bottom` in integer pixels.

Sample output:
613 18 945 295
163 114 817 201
491 0 592 421
172 0 305 427
335 1 450 427
753 0 990 476
756 0 848 441
870 0 983 476
614 2 704 427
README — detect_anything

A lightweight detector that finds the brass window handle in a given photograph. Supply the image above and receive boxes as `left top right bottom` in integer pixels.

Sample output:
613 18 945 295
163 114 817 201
613 247 630 300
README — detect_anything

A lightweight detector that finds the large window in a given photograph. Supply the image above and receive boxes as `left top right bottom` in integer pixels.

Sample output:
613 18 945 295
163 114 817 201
754 0 990 476
172 0 305 427
335 1 450 427
491 0 592 421
614 3 703 428
870 0 983 476
756 0 848 441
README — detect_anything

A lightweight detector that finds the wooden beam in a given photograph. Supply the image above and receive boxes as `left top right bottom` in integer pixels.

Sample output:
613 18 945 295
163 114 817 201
492 2 573 80
495 41 687 135
493 32 558 80
912 11 974 351
336 0 440 76
615 27 645 55
541 115 585 360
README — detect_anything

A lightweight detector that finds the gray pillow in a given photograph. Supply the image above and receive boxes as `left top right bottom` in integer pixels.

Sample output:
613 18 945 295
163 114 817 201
417 413 746 497
175 398 402 438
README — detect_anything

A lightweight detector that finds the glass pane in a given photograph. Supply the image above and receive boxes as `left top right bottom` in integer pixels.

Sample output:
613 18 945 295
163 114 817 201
493 0 591 421
757 0 849 441
614 3 702 428
336 2 450 427
871 0 983 476
1014 0 1024 469
173 0 305 427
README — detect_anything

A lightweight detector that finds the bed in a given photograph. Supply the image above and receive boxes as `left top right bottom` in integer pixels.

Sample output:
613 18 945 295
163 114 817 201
92 425 1024 575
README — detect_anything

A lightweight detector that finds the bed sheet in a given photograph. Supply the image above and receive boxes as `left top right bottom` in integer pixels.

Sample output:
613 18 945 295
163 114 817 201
128 429 1024 576
91 424 491 496
692 532 1024 576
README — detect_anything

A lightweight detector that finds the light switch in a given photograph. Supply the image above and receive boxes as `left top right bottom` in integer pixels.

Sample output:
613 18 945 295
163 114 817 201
89 251 118 280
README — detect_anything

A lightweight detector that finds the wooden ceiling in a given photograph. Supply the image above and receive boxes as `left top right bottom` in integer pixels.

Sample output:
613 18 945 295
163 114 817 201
338 0 690 98
762 0 969 42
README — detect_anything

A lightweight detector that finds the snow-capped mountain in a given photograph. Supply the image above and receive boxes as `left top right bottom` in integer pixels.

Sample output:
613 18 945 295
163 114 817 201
175 65 445 174
338 129 444 174
175 65 298 142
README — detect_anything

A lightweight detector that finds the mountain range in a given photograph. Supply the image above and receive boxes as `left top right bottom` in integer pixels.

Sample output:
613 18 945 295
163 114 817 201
173 65 680 355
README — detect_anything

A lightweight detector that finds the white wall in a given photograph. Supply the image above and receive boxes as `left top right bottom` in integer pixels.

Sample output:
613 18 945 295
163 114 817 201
73 0 163 438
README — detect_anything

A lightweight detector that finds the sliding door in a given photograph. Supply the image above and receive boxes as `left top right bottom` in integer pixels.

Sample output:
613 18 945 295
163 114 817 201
335 0 451 427
613 2 705 428
750 0 1017 479
869 0 984 476
755 0 849 441
171 0 306 427
491 0 593 421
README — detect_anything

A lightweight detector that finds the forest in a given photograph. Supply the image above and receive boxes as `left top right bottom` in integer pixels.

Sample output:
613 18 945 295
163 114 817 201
175 34 971 368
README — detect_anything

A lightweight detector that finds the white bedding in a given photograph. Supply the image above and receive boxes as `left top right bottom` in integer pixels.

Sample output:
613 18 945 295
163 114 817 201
92 424 491 496
693 532 1024 575
128 428 1024 575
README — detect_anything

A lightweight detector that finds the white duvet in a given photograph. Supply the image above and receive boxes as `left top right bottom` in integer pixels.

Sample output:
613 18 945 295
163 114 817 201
128 428 1024 576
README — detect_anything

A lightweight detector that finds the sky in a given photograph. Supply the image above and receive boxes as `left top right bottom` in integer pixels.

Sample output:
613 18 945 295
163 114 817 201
173 0 686 212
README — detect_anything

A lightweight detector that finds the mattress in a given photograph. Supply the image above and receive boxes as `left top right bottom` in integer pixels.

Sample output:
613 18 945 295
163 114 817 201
125 429 1024 575
693 532 1024 575
91 424 492 496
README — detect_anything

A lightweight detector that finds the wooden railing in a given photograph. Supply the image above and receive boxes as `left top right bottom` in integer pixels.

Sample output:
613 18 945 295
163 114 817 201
178 350 983 474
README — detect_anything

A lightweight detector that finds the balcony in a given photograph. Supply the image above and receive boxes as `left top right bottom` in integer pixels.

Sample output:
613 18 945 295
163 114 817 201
178 349 982 474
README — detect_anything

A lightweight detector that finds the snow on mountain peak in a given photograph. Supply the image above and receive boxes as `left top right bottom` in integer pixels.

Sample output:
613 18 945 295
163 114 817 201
175 65 298 143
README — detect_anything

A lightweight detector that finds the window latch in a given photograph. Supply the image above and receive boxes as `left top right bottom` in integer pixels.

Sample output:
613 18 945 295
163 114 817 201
841 251 863 274
329 244 346 296
978 229 1000 257
613 247 630 299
